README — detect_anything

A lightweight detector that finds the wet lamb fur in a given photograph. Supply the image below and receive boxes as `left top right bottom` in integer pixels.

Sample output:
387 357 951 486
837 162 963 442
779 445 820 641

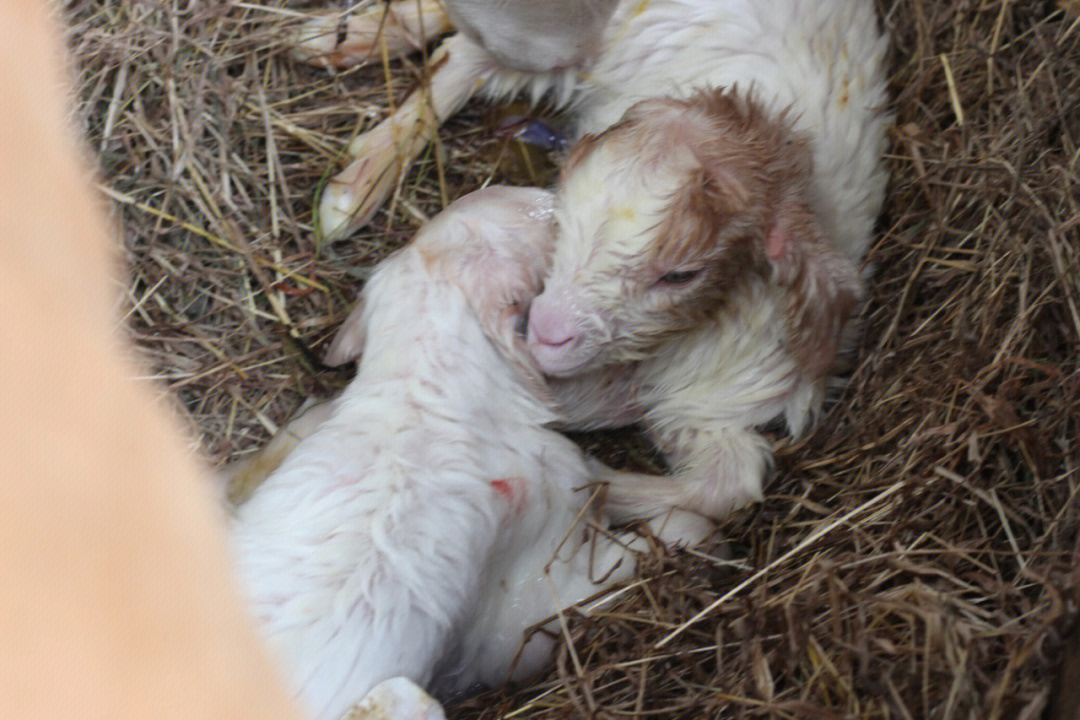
500 0 891 522
539 86 877 522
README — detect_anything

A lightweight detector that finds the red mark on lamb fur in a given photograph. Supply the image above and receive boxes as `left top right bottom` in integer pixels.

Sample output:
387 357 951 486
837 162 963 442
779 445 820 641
490 477 527 514
766 226 787 260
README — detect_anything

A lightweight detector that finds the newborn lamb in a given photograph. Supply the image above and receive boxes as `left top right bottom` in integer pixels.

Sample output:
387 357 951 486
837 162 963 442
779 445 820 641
292 0 890 521
231 187 678 720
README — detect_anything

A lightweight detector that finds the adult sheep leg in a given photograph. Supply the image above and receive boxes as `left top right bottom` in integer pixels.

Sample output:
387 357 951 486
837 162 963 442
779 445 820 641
291 0 453 68
317 34 493 241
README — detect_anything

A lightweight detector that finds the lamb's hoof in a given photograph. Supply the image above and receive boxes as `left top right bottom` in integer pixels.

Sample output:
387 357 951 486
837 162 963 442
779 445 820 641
341 677 445 720
291 2 452 69
649 508 713 548
318 154 393 242
291 16 342 65
318 113 430 241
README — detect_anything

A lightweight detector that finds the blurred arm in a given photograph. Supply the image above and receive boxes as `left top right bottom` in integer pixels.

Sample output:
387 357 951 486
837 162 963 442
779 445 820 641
0 3 305 718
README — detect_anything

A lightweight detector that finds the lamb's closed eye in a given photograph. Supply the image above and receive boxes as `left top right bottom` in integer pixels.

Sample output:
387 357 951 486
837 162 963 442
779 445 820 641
513 310 529 337
657 269 701 285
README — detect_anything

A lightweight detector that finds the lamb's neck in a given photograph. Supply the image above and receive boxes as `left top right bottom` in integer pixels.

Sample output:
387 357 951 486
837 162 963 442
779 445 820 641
637 282 816 434
352 301 552 425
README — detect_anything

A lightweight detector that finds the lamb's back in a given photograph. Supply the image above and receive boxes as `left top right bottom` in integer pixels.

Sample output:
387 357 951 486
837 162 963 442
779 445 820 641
579 0 890 261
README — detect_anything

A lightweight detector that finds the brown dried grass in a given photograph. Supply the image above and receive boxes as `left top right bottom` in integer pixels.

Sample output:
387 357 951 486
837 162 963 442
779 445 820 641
62 1 1079 718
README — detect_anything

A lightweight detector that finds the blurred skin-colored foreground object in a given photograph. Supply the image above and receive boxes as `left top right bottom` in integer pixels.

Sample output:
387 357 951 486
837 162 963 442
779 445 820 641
0 3 307 718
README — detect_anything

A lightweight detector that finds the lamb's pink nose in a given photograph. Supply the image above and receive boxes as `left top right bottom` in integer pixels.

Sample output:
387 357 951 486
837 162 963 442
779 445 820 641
527 295 587 376
528 305 579 349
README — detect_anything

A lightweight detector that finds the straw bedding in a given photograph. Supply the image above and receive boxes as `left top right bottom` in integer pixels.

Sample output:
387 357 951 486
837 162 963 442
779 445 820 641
62 1 1079 717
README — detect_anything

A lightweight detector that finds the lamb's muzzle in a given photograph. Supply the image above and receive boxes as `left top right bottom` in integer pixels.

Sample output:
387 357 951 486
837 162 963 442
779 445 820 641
526 288 594 376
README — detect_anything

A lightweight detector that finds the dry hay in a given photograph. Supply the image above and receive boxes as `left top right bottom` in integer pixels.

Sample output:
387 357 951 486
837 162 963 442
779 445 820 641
61 1 1079 718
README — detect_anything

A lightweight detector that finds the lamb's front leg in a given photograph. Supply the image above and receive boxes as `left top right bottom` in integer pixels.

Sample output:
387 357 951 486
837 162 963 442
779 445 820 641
598 423 773 524
583 458 714 547
292 0 453 68
316 34 494 241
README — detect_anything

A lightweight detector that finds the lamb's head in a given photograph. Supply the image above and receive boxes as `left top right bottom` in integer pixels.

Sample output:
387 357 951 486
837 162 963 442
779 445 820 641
418 186 558 344
325 186 558 391
527 90 863 379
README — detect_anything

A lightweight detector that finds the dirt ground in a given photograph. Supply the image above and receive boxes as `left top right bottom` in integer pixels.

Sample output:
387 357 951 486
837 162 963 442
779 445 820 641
62 1 1079 718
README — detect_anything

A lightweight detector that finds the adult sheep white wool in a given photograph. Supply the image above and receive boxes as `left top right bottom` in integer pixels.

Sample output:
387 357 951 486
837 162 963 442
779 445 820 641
293 0 891 522
231 187 690 720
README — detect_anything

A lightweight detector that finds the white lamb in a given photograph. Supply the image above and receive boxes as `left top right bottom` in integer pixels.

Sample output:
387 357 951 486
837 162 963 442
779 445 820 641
230 186 694 720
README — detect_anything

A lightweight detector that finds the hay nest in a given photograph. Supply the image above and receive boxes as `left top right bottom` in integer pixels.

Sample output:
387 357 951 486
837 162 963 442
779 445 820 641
63 1 1079 717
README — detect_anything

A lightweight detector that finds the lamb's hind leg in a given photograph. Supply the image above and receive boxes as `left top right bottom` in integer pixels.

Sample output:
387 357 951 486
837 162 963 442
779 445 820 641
584 458 713 548
291 0 454 69
221 397 337 505
341 677 445 720
594 425 773 528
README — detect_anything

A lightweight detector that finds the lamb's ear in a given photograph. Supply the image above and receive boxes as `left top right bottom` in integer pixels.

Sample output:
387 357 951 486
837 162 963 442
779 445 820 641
766 201 863 379
459 252 555 408
323 296 367 366
462 244 555 409
479 303 556 410
445 188 558 406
